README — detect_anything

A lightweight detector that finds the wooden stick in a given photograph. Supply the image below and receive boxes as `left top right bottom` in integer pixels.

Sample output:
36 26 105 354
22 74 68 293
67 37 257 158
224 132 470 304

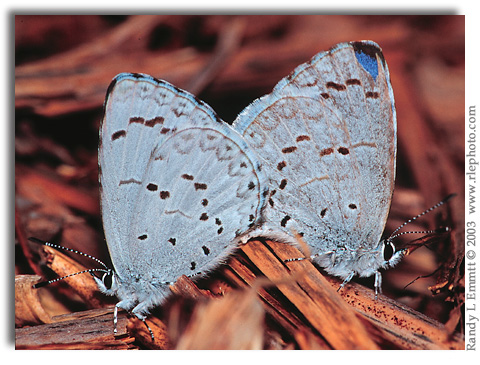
16 239 464 349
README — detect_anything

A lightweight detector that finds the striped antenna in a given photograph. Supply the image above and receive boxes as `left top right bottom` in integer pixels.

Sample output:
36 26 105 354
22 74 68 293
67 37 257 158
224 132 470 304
387 194 455 242
29 237 109 270
389 227 449 241
33 268 110 288
28 237 111 288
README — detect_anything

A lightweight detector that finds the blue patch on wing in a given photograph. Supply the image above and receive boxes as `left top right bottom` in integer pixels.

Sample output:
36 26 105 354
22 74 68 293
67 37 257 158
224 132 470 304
355 50 378 81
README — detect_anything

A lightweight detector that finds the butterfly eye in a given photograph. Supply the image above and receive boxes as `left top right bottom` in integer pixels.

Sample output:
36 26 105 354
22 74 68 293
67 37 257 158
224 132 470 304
383 241 395 261
102 271 114 290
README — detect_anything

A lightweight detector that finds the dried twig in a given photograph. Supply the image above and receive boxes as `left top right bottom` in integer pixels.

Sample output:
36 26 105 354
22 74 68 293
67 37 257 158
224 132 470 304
15 239 464 350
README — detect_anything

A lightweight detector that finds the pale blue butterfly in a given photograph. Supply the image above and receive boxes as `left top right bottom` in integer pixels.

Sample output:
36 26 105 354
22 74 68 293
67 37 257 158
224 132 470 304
69 41 400 334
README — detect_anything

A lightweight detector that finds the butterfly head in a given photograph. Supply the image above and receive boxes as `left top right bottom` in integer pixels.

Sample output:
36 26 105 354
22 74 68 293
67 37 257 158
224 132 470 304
92 268 118 296
343 239 407 279
374 239 406 272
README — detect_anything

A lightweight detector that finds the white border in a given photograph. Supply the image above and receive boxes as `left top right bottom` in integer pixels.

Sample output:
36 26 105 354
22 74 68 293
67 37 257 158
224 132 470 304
7 1 477 361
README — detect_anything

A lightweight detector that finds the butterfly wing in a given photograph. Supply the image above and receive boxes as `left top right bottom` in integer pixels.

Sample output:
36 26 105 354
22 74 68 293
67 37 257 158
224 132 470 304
233 41 397 257
100 74 266 289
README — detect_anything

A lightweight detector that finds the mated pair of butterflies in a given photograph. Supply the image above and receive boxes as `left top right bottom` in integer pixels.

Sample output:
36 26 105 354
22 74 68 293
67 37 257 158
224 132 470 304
33 41 452 338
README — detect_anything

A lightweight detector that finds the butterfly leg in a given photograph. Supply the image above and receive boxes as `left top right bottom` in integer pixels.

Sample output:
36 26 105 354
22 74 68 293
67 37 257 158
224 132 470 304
284 257 306 262
131 303 156 341
187 271 203 279
337 271 355 292
113 305 118 334
141 318 155 341
284 253 320 263
113 299 136 335
374 271 382 299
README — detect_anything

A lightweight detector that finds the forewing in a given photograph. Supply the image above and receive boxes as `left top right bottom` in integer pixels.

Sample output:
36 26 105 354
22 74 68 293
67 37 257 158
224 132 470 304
100 74 265 283
233 41 397 253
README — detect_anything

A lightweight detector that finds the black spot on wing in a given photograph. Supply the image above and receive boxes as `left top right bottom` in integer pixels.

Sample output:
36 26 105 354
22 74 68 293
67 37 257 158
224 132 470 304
182 174 194 180
320 148 334 156
326 81 346 91
346 79 361 86
296 135 310 142
129 117 145 124
366 91 379 98
282 146 297 154
112 130 126 141
338 147 349 155
280 215 291 227
194 183 207 190
145 116 164 127
147 183 158 191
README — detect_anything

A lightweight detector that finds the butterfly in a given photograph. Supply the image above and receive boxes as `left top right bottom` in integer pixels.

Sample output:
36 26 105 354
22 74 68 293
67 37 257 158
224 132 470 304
90 41 400 335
